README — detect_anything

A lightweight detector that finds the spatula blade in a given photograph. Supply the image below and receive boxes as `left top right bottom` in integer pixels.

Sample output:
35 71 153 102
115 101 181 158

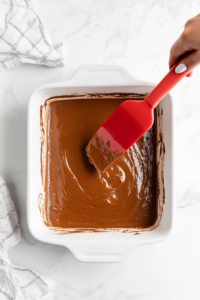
86 100 153 172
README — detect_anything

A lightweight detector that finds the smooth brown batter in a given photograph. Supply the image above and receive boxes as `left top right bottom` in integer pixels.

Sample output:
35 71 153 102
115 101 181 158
44 95 158 229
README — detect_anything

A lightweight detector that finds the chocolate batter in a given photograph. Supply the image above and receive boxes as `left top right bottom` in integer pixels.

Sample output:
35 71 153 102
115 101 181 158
43 94 159 229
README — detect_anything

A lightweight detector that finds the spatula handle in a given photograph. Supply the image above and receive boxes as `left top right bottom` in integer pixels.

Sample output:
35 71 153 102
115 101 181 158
145 60 189 109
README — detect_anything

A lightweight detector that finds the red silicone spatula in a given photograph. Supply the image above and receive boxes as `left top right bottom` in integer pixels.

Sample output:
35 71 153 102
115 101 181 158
86 60 189 173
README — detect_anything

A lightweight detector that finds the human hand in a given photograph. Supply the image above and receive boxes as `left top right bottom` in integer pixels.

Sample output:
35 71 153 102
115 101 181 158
169 14 200 76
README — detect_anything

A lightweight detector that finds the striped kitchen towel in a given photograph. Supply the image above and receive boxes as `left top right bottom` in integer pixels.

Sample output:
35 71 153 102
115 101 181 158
0 174 53 300
0 0 65 74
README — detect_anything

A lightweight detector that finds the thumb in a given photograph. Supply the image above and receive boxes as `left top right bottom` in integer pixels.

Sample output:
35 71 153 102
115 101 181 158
175 50 200 74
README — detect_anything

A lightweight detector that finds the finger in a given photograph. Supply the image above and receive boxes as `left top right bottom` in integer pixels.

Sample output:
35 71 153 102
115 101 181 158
169 37 187 68
169 34 193 68
175 50 200 74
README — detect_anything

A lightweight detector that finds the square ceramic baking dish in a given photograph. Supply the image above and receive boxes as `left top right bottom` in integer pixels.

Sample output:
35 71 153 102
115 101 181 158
27 64 174 262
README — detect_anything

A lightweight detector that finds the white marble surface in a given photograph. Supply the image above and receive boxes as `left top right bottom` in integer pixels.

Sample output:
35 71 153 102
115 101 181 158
1 0 200 299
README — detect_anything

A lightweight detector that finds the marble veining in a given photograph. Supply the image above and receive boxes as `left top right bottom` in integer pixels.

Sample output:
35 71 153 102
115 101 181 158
0 0 200 299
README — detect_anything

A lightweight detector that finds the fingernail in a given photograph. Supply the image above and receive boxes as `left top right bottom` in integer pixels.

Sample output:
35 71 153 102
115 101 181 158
175 63 187 74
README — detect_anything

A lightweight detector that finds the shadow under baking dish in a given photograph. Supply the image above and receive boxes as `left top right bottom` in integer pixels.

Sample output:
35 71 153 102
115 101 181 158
40 93 165 233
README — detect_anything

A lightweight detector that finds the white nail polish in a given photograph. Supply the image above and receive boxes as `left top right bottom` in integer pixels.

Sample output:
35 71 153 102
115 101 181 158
175 63 187 74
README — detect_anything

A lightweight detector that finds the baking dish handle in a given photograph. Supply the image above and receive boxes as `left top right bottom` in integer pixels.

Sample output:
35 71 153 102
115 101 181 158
68 64 146 87
68 243 138 263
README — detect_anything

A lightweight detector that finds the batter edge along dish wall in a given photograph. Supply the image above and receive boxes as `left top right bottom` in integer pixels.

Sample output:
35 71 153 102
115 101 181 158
39 93 165 234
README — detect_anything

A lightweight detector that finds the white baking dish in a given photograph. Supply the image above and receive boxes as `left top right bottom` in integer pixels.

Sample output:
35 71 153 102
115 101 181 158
27 64 174 262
